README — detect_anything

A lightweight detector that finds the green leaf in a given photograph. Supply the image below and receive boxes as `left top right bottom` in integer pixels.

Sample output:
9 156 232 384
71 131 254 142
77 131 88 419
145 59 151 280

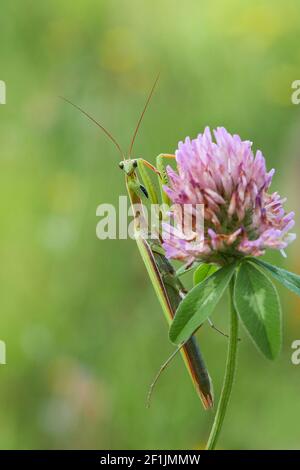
169 262 237 344
193 263 219 285
250 258 300 297
234 261 282 360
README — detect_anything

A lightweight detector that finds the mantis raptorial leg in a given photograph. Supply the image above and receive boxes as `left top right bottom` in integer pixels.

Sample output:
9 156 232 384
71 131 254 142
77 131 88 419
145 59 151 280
155 154 175 205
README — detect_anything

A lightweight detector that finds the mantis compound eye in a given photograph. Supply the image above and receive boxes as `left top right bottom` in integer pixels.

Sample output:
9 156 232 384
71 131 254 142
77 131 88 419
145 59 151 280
119 162 124 170
133 160 138 168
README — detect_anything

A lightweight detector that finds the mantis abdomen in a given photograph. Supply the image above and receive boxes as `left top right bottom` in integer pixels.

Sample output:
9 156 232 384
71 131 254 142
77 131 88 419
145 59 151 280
136 233 213 409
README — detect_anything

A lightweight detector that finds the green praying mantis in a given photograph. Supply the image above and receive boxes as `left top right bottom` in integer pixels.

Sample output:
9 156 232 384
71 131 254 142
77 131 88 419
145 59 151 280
60 75 226 410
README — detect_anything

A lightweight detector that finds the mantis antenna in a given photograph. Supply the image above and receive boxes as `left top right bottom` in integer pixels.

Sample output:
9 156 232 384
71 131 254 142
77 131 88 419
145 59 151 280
128 72 160 157
59 96 125 160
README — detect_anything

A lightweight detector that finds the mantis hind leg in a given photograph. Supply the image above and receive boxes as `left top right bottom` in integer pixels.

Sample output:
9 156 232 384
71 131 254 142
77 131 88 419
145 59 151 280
207 318 241 341
207 318 229 339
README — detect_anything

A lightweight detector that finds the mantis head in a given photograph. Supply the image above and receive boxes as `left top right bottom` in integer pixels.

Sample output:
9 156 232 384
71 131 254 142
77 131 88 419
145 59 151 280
118 159 138 176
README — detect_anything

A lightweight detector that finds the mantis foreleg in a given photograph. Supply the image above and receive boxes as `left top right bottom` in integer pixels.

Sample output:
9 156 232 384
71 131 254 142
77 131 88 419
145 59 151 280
156 154 175 205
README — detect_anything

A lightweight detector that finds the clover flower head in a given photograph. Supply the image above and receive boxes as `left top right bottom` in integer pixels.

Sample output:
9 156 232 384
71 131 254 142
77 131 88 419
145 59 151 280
162 127 296 264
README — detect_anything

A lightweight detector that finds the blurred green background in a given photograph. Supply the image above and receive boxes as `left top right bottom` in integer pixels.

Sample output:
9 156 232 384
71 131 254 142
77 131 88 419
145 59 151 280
0 0 300 450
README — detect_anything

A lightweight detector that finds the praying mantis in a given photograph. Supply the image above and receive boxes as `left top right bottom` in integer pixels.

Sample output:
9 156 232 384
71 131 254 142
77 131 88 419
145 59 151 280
61 75 215 410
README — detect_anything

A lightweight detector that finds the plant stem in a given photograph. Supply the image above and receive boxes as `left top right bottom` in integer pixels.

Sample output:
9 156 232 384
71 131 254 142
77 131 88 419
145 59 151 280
205 277 239 450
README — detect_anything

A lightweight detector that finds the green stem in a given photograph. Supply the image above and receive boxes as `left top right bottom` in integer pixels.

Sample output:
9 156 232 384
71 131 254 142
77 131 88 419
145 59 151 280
205 277 239 450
